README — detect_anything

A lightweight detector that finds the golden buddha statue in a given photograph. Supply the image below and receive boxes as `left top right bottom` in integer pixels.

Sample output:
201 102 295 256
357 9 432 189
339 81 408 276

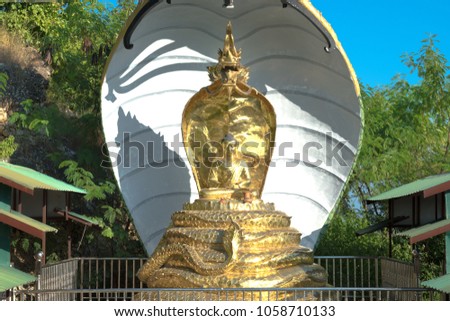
182 22 275 201
137 22 327 300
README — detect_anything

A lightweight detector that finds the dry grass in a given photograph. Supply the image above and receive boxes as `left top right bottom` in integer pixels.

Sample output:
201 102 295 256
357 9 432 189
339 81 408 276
0 28 43 71
0 27 51 112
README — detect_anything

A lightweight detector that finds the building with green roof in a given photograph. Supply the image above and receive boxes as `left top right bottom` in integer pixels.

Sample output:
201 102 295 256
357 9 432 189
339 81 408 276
0 162 98 293
363 173 450 295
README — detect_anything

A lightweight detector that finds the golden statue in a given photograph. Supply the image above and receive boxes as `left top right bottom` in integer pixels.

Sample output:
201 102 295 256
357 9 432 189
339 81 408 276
183 22 275 201
137 22 327 300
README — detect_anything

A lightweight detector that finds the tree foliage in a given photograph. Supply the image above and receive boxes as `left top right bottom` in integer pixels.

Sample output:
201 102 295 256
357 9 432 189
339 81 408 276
0 136 18 161
1 1 145 262
356 36 450 198
317 36 449 280
0 72 7 94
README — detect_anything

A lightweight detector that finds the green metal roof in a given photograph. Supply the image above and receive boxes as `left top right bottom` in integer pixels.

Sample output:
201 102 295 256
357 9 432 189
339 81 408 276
54 209 98 226
396 218 450 244
367 172 450 201
68 211 98 226
0 265 36 292
0 162 86 194
422 274 450 294
0 201 58 235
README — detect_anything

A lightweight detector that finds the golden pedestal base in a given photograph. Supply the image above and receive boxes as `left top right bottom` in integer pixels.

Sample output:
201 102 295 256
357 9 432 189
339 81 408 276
137 199 327 299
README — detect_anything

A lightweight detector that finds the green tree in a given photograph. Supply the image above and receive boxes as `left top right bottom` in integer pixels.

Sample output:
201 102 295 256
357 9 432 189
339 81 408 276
1 2 145 262
317 36 449 280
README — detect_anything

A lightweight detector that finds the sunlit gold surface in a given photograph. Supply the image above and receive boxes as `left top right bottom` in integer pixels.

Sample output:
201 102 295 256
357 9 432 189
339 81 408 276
137 199 327 290
182 22 275 200
137 22 327 299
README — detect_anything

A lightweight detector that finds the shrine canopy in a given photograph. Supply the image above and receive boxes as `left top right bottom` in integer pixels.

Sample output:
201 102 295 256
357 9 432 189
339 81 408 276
365 172 450 237
0 162 92 224
364 173 450 294
0 161 86 196
422 274 450 294
367 172 450 203
0 161 97 266
0 265 36 292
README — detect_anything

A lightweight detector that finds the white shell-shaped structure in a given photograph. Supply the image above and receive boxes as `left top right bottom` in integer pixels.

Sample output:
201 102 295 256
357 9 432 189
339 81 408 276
101 0 362 254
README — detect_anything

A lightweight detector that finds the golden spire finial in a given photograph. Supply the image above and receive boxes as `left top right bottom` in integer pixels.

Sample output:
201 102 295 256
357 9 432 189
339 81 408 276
208 21 249 84
219 22 241 68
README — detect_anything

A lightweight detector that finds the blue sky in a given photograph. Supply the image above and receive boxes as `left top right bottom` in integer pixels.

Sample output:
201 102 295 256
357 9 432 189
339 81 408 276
313 0 450 87
104 0 450 87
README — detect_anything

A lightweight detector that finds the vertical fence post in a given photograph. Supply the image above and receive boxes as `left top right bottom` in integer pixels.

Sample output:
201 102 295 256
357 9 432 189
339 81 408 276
34 251 43 290
375 257 379 288
412 249 421 286
34 250 44 301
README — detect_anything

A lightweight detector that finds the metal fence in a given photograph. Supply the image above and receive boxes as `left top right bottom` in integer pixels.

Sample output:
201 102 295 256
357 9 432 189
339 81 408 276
75 256 414 291
77 257 145 290
381 257 418 288
40 259 79 300
38 256 383 292
7 256 432 301
12 287 435 301
314 256 380 288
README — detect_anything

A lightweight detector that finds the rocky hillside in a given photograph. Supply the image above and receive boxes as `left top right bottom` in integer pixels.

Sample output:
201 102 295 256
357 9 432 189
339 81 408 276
0 28 54 167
